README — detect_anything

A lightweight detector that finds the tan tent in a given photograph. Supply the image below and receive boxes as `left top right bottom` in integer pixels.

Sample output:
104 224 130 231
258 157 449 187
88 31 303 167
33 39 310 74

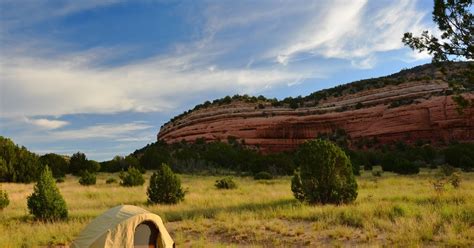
71 205 174 248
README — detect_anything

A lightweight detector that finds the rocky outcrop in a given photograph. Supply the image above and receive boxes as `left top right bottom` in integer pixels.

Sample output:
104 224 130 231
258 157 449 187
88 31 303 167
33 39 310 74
158 63 474 152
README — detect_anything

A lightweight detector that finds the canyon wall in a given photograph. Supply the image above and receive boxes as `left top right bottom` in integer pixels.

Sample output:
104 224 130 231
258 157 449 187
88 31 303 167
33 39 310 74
158 66 474 152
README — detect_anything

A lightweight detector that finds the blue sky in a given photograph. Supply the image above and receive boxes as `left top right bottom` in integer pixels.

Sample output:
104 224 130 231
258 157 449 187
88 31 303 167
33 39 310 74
0 0 436 161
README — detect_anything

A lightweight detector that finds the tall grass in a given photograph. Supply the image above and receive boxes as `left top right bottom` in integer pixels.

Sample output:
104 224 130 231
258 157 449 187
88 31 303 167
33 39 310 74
1 170 473 247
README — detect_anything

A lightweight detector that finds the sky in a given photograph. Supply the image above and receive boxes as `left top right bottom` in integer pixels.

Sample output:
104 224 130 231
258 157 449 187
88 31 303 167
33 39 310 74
0 0 437 161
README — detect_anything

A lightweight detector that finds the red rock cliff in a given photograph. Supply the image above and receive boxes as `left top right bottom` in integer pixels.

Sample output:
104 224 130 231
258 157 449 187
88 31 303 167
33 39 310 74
158 63 474 152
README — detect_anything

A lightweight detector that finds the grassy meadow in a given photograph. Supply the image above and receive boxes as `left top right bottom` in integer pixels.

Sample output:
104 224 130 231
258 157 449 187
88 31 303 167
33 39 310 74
1 170 473 247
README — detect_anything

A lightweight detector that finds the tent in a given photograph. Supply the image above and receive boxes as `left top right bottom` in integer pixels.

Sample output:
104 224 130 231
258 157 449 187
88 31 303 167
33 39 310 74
71 205 174 248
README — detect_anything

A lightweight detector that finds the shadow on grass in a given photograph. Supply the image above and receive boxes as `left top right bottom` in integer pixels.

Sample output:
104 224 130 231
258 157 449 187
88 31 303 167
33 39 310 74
158 198 300 222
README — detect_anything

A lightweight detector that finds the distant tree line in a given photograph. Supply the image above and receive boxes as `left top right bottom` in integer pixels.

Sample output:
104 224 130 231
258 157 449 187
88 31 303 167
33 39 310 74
1 133 472 183
115 134 473 177
0 136 100 183
107 137 297 176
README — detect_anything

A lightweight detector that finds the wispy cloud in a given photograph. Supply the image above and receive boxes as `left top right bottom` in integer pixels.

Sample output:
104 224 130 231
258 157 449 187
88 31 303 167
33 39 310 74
50 122 153 140
270 0 430 67
0 49 306 117
25 117 70 130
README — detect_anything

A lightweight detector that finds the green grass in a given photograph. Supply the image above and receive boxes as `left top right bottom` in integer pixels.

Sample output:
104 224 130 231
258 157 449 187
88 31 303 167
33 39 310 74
1 170 473 247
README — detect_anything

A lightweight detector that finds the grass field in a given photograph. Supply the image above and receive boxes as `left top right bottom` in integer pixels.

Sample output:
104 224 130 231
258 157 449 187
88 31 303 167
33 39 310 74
1 170 473 247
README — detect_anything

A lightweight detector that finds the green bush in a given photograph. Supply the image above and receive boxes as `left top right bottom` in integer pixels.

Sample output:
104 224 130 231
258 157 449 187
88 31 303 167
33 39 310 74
254 171 273 180
147 164 185 204
215 177 237 189
79 171 96 186
393 159 419 175
372 165 383 177
55 177 65 183
119 167 145 187
27 166 68 221
444 143 474 171
0 188 9 210
106 177 117 184
291 139 358 204
381 155 419 175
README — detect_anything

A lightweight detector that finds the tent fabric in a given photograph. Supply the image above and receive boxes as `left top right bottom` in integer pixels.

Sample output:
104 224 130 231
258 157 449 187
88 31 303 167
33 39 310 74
71 205 174 248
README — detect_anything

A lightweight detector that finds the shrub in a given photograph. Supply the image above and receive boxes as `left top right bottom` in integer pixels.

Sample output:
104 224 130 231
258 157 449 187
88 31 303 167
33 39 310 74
372 165 383 177
106 177 117 184
0 188 9 210
79 171 96 186
55 177 65 183
393 159 419 175
381 155 419 175
254 171 273 180
119 167 145 187
215 177 237 189
444 143 474 171
147 164 185 204
27 166 68 221
292 139 357 204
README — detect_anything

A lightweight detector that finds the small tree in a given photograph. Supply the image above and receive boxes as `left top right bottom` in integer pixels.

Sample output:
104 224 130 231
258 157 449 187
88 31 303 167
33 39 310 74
119 167 145 187
0 187 9 210
215 177 237 189
106 177 117 184
69 152 100 175
27 166 68 221
79 171 96 186
69 152 88 175
291 139 358 204
402 0 473 111
147 164 185 204
402 0 473 62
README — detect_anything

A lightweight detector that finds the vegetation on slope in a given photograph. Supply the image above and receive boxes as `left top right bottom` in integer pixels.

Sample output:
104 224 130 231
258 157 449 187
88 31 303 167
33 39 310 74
162 61 473 128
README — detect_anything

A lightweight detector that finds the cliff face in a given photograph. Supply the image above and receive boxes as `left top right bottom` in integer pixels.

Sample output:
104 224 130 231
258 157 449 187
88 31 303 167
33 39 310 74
158 63 474 152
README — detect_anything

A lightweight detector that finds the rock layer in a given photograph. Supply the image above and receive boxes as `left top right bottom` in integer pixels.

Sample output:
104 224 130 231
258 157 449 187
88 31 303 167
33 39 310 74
158 67 474 152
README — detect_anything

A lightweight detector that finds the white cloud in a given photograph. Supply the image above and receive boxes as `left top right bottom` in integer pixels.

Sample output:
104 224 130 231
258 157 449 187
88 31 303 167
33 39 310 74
351 56 377 70
25 117 69 130
50 122 153 141
268 0 431 68
0 47 306 117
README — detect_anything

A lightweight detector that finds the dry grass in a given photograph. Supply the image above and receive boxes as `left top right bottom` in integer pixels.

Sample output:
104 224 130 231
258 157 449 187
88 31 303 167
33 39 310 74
1 170 473 247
